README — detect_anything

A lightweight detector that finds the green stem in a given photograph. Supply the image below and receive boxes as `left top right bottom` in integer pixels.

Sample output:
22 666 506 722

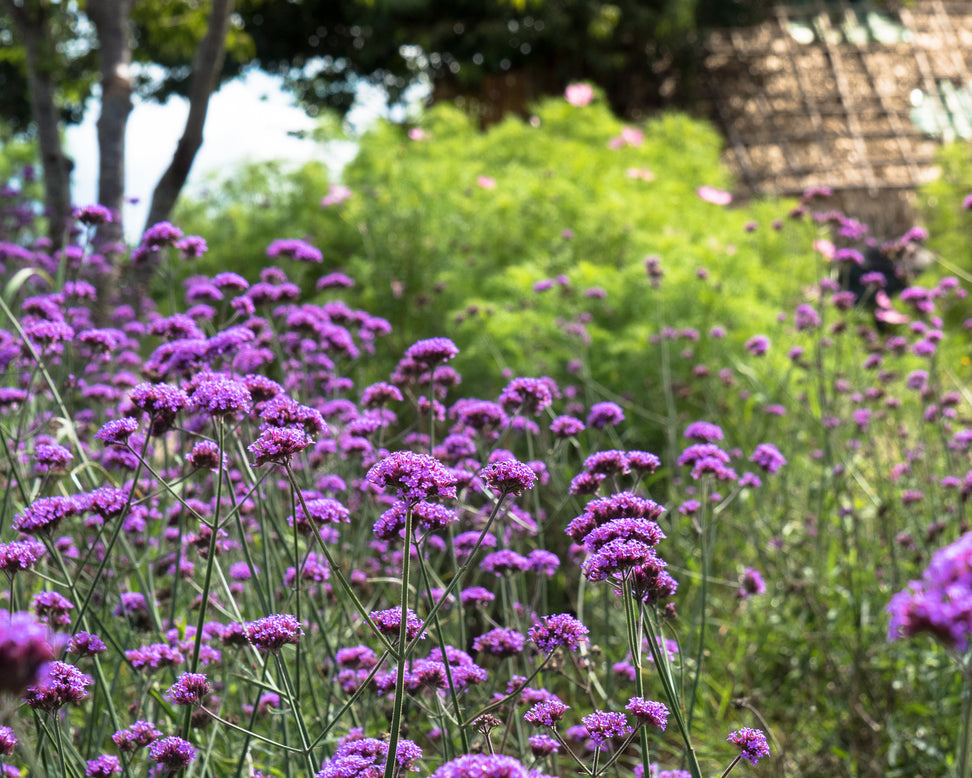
384 506 415 778
959 664 972 778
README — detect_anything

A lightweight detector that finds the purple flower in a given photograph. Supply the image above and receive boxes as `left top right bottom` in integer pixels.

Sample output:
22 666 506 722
248 426 314 466
266 238 323 263
473 628 526 657
32 591 74 628
124 643 184 671
550 415 585 437
626 697 669 729
370 607 426 642
584 450 629 476
0 725 17 755
366 451 457 505
744 335 770 356
405 337 460 365
189 376 252 417
148 736 197 770
67 631 107 656
74 203 113 225
0 612 56 694
528 613 589 654
528 733 559 756
0 538 45 576
479 459 537 496
684 421 724 443
245 614 303 652
582 539 662 582
582 710 632 748
141 221 183 249
85 755 121 777
432 754 534 778
186 440 224 470
316 735 421 778
165 672 210 706
480 549 530 577
499 377 555 415
460 587 496 607
586 401 625 428
23 660 92 712
888 531 972 650
582 518 665 553
726 727 771 765
524 698 569 726
738 567 766 598
95 417 140 447
527 549 560 576
749 443 787 474
33 442 73 473
12 495 85 534
112 720 162 751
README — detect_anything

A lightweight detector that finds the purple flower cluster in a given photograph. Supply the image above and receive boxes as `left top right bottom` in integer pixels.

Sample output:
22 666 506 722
0 611 57 694
366 451 457 505
528 613 589 654
582 710 632 748
726 727 771 765
316 733 422 778
23 660 92 712
245 614 303 652
888 531 972 650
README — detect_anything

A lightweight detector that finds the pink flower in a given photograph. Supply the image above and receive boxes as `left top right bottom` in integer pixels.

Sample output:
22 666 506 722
812 239 835 259
408 128 427 141
963 193 972 210
608 126 644 149
697 186 732 206
320 184 352 208
477 176 496 190
626 168 655 181
564 83 594 107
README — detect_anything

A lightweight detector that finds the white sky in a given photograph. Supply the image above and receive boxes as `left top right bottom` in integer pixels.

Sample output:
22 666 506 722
66 70 381 241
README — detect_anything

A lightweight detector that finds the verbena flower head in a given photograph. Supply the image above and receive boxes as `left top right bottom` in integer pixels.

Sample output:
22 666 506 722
405 337 460 366
626 697 669 729
684 421 724 443
586 401 625 429
473 628 526 658
0 725 16 755
528 613 589 654
0 538 45 576
315 735 422 778
528 733 560 756
248 426 314 466
67 631 107 657
738 567 767 598
432 754 535 778
95 417 140 447
84 754 121 777
165 672 210 706
479 459 537 496
266 238 323 263
112 720 162 751
499 377 554 416
582 710 632 748
245 614 303 652
523 698 569 727
23 660 92 712
749 443 787 474
726 727 771 765
148 736 197 771
888 531 972 650
370 607 426 642
12 495 85 535
0 611 57 694
32 590 74 628
366 451 457 505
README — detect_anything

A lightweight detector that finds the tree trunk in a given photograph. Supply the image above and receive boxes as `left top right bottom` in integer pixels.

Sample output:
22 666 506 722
4 0 73 248
87 0 134 248
143 0 235 232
